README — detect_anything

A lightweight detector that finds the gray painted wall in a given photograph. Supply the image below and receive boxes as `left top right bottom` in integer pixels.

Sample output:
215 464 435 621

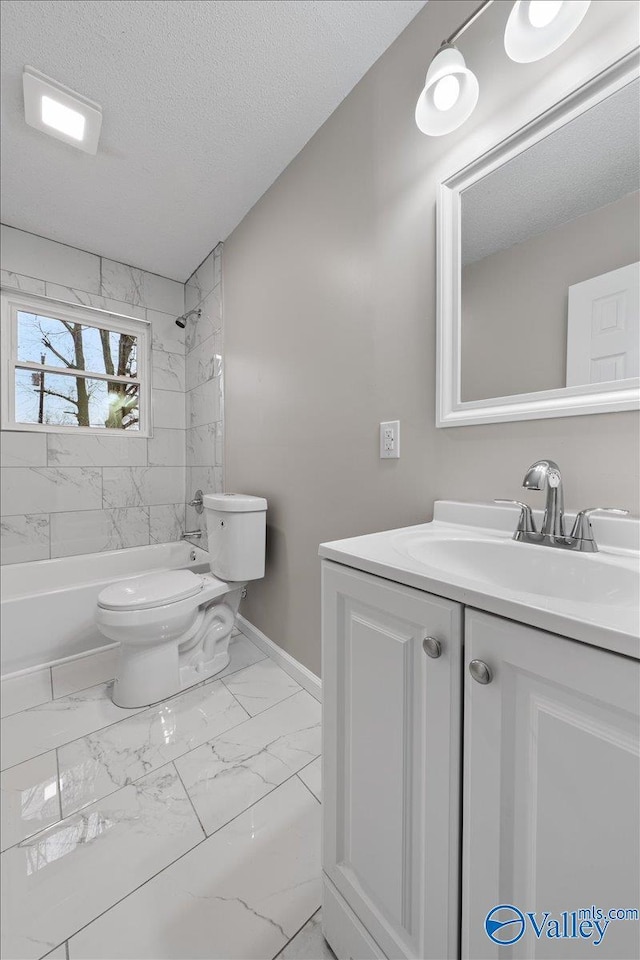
224 0 640 675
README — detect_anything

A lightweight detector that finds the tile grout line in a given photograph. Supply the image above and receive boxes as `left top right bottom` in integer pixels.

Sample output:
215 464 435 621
295 754 321 778
2 699 321 855
58 763 319 954
296 773 322 806
220 675 303 716
1 641 265 753
53 745 63 826
171 760 207 838
1 652 297 787
271 907 324 960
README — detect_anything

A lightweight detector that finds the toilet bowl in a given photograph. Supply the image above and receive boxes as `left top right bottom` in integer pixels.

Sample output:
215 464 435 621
96 494 267 707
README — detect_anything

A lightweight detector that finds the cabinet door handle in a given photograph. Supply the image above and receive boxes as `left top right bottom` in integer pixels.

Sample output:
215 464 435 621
423 636 442 659
469 659 493 684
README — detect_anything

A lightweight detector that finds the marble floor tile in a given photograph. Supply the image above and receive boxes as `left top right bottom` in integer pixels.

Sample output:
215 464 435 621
57 680 249 816
1 752 61 852
276 910 335 960
1 669 52 719
0 684 143 771
297 757 322 804
68 776 321 960
213 633 267 680
42 945 67 960
222 659 301 716
51 649 118 700
175 690 321 835
1 763 204 960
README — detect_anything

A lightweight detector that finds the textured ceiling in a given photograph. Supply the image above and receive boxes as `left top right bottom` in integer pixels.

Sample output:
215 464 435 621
0 0 426 280
462 78 640 266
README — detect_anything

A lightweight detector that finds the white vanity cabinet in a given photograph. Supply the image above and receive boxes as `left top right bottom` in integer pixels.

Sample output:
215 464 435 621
463 610 640 960
321 561 463 960
321 561 640 960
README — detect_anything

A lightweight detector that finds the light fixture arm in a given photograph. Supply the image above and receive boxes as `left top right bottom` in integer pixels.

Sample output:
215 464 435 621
416 0 592 137
444 0 495 46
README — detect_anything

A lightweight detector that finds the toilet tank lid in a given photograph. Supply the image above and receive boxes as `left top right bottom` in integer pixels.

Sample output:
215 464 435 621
203 493 267 513
98 569 206 611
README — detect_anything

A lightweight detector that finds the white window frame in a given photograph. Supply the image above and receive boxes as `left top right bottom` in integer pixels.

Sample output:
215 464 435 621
1 289 152 436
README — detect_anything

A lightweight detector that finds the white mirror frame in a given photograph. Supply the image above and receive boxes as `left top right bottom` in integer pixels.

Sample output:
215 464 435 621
436 49 640 428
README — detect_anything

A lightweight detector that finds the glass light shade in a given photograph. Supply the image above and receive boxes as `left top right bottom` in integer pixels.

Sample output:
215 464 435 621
415 45 479 136
528 0 563 27
433 75 461 111
504 1 591 63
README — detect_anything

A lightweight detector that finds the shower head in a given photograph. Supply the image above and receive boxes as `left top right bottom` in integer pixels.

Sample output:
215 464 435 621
175 307 201 329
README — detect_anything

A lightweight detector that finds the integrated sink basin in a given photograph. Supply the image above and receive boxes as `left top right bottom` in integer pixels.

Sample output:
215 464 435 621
396 535 639 608
319 500 640 660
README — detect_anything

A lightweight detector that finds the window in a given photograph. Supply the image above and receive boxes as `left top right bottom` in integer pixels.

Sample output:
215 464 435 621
1 292 151 435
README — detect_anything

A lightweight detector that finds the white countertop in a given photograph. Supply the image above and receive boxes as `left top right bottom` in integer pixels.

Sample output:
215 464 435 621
319 500 640 661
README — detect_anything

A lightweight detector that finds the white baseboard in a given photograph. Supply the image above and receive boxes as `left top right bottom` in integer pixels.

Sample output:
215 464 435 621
236 614 322 702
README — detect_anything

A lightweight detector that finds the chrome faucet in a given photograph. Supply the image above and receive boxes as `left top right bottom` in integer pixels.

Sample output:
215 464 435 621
182 529 202 540
522 459 565 540
496 459 628 552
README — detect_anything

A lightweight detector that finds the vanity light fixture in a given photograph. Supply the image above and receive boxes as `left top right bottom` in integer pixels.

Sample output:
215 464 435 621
414 0 492 137
504 1 591 62
416 0 591 136
23 66 102 154
415 43 479 136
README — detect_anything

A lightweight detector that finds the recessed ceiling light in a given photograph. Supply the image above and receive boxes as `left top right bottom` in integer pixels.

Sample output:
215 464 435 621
23 66 102 154
41 96 86 140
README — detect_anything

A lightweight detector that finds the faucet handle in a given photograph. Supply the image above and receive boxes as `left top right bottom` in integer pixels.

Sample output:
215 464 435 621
570 507 629 543
494 499 537 536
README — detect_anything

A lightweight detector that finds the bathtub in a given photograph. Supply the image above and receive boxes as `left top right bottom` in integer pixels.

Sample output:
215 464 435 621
1 542 210 678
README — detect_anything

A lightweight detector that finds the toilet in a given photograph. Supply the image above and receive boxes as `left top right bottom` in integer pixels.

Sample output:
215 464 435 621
95 493 267 708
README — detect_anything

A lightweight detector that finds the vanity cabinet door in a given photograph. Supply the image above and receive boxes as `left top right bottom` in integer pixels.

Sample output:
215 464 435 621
322 561 463 960
463 610 640 960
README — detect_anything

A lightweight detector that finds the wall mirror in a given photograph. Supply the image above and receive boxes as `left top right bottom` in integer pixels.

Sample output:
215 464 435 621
437 51 640 427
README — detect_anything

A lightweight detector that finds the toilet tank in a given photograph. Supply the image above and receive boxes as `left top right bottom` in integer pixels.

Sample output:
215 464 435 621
203 494 267 582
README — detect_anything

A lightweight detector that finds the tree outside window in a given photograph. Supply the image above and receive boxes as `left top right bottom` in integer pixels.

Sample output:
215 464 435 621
16 312 140 430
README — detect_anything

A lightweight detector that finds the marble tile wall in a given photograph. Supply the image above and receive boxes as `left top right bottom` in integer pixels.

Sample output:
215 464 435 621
184 243 224 549
0 225 188 564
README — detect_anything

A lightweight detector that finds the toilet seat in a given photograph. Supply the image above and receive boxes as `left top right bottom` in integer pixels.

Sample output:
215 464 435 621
98 570 224 612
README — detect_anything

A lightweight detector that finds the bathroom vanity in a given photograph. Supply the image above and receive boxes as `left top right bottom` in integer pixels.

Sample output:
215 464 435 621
319 501 640 960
